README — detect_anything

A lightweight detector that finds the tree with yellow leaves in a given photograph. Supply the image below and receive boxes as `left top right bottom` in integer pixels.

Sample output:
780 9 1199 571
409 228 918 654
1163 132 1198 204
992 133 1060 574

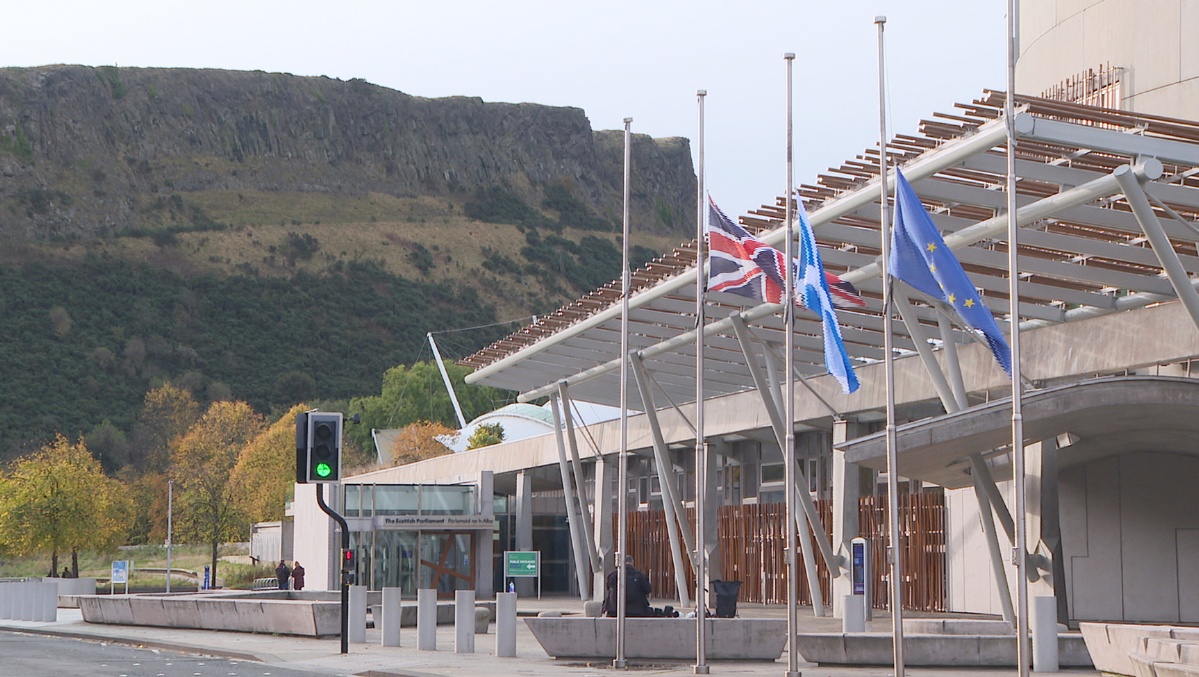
171 400 265 585
389 420 456 466
0 434 134 576
230 403 309 525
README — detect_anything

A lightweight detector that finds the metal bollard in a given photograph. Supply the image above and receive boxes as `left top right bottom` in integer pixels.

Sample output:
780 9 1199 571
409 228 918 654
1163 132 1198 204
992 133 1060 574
495 591 517 657
417 588 437 651
454 589 475 654
381 587 402 647
348 585 367 643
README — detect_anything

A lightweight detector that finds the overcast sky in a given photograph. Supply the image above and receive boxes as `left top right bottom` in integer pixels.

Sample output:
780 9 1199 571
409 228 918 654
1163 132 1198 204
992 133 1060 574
4 1 1008 222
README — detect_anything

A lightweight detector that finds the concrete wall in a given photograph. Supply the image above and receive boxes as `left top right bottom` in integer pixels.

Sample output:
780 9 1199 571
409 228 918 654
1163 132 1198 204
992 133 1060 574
1060 452 1199 623
291 483 338 591
1018 0 1199 118
945 485 1015 616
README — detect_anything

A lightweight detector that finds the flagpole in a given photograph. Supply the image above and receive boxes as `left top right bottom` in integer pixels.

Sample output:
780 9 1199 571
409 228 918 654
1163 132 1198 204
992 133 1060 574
694 89 710 676
1005 1 1030 675
783 51 800 677
614 116 633 671
875 16 906 677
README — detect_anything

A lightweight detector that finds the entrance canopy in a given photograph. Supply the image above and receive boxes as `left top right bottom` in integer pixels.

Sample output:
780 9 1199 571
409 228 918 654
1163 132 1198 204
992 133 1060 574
464 92 1199 414
834 375 1199 488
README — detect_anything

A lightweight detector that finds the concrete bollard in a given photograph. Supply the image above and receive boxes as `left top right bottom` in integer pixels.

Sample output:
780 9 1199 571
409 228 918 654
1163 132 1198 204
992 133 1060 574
1032 595 1059 672
842 594 865 633
455 589 475 654
18 581 34 621
348 585 367 643
0 582 11 620
380 586 402 647
474 606 490 633
495 591 517 657
417 588 437 651
38 581 57 622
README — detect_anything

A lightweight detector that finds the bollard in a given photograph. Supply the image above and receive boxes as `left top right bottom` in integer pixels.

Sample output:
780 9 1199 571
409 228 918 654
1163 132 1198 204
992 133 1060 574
348 585 367 643
1032 595 1059 672
37 581 57 622
18 581 34 621
381 587 402 647
454 589 475 654
496 591 517 657
0 582 10 620
842 594 865 633
417 588 437 651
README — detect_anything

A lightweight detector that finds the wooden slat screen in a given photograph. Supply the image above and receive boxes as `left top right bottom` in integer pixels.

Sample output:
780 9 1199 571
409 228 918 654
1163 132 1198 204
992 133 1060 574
623 491 945 612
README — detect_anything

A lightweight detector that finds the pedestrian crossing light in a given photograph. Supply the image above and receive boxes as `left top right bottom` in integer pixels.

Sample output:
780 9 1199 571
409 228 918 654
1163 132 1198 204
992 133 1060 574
306 412 343 483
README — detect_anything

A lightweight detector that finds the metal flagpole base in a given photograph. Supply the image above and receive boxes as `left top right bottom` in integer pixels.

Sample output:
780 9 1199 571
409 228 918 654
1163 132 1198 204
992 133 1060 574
693 666 710 674
784 672 802 677
613 659 627 669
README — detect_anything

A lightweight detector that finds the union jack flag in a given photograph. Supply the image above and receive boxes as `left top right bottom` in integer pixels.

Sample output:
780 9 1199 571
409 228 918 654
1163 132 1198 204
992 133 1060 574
705 197 864 310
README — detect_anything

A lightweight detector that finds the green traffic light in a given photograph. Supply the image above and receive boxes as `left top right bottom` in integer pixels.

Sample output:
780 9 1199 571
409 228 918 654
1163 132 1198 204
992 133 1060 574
315 462 333 478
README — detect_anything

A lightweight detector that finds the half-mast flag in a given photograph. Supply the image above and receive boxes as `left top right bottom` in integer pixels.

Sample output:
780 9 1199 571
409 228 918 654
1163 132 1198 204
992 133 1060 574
797 201 860 394
706 197 865 309
890 169 1012 374
706 196 861 394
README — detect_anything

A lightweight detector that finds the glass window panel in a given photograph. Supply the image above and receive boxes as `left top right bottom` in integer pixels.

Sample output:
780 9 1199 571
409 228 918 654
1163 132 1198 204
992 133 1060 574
343 485 366 517
375 485 420 515
421 486 475 514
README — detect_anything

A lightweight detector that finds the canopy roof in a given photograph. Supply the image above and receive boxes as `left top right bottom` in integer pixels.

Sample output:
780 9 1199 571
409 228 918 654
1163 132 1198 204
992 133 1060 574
464 92 1199 410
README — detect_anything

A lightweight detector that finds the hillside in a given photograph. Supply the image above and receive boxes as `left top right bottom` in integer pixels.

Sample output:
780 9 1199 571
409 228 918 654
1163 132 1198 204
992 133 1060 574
0 65 698 463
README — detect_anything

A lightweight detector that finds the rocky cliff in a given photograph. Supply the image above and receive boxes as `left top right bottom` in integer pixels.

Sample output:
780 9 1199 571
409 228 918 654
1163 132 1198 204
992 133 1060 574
0 65 695 238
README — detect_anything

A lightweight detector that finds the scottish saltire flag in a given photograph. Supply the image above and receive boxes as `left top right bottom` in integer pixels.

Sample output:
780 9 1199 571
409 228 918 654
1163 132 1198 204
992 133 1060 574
705 196 861 394
706 197 865 309
890 169 1012 374
796 202 861 394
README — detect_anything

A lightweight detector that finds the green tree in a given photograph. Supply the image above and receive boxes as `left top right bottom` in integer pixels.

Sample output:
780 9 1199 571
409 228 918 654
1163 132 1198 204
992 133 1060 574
347 360 512 450
230 403 308 524
466 422 505 450
0 435 134 576
171 400 265 584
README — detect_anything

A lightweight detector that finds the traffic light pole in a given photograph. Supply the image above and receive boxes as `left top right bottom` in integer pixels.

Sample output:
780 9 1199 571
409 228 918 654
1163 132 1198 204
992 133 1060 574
316 483 350 655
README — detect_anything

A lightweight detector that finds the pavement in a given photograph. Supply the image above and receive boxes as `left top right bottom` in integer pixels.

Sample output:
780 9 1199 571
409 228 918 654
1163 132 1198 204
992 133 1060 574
0 596 1099 677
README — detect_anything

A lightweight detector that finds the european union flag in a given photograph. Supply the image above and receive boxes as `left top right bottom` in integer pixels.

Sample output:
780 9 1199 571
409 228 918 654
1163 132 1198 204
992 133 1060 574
890 169 1012 374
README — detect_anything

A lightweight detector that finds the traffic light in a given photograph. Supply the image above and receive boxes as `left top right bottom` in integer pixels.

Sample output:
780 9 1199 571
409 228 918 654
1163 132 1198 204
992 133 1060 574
306 412 343 483
295 412 309 484
342 547 356 584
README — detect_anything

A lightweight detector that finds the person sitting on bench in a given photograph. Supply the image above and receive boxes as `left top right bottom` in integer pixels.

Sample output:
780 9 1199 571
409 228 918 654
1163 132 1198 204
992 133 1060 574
602 555 654 617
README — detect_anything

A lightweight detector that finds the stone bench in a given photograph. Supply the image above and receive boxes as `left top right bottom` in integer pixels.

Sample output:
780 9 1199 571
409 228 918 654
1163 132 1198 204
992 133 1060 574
1081 622 1199 676
793 631 1092 668
524 616 787 660
79 591 341 636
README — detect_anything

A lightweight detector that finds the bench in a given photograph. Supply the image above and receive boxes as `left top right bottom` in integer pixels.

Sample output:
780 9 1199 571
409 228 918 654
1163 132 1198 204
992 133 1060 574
524 616 787 660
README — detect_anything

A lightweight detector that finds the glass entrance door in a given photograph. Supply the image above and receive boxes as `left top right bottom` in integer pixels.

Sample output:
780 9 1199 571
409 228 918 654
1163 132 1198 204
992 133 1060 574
418 531 475 598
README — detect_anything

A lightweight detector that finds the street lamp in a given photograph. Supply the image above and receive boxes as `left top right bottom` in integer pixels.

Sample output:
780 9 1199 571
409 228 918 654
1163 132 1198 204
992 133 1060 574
166 479 173 593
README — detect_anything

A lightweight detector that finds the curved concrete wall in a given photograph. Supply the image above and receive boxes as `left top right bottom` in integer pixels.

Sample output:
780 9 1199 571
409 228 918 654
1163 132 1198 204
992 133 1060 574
1018 0 1199 118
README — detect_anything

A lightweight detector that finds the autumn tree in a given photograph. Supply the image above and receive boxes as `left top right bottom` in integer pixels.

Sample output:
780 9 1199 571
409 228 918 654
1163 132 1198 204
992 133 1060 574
348 360 512 450
466 422 505 450
389 420 456 465
171 400 265 584
131 383 202 474
230 403 308 525
0 435 134 576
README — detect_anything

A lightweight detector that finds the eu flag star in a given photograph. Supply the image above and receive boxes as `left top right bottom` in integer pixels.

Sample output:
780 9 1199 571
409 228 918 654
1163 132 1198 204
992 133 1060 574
948 293 956 304
926 242 937 252
964 298 975 308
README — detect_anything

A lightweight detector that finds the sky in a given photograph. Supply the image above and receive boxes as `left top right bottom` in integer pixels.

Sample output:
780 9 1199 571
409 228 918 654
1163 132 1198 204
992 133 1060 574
3 1 1009 223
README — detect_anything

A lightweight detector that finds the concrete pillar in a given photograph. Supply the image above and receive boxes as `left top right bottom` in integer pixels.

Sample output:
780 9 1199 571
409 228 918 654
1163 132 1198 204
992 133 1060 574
831 419 864 619
476 470 494 598
417 588 437 650
348 584 367 642
381 586 402 647
1027 436 1066 624
842 594 866 632
514 470 535 598
703 441 722 598
455 589 475 654
592 455 615 598
495 591 517 657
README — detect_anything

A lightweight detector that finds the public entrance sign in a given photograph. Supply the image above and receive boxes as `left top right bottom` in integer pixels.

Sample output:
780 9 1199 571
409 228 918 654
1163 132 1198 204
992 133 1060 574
503 550 541 598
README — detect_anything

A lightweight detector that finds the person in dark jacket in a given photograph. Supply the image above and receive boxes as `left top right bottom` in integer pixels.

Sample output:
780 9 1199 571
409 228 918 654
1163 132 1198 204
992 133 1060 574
290 561 305 591
602 555 653 617
275 560 291 590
